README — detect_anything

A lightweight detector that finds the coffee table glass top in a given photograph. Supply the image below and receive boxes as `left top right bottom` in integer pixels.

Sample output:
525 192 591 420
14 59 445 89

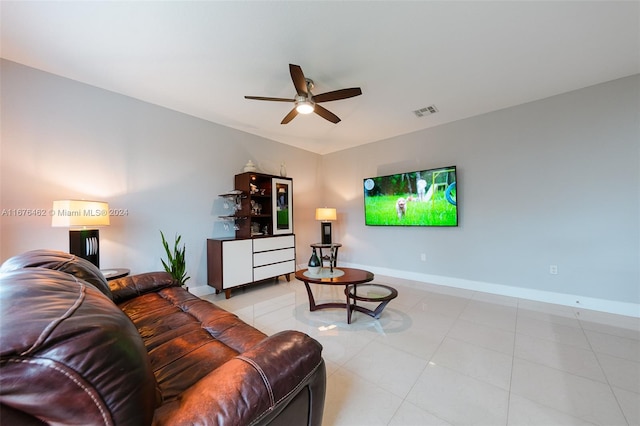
348 284 398 302
347 283 398 322
295 267 374 285
303 268 345 279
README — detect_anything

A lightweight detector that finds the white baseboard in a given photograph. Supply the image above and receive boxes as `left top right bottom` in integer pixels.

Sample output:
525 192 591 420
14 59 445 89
340 262 640 318
193 263 639 318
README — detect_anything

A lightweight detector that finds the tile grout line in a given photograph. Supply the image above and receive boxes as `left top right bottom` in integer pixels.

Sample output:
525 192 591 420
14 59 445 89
504 298 523 426
385 288 476 425
576 310 633 426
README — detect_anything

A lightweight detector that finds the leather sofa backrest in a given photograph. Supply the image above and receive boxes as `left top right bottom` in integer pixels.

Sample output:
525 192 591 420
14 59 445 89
0 249 112 299
0 268 159 425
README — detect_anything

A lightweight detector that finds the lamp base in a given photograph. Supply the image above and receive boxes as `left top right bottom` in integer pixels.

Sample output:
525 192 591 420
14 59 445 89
321 222 332 244
69 229 100 267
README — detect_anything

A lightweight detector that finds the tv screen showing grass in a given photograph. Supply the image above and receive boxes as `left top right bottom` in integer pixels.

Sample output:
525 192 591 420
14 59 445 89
363 166 457 227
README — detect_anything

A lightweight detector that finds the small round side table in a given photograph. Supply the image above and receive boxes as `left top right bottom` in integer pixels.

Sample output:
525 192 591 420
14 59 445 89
310 243 342 268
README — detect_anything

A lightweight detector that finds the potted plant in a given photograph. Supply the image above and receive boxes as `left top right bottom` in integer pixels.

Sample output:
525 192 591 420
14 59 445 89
160 231 191 288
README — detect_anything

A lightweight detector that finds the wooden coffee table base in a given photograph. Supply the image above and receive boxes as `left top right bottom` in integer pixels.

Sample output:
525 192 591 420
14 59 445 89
302 282 350 312
346 284 398 324
295 267 377 324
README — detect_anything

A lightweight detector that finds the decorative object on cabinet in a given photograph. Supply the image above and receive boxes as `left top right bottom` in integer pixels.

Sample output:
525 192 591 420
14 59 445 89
160 231 190 288
218 190 246 232
315 207 337 244
219 189 244 210
243 159 257 172
234 172 293 239
273 178 293 235
207 235 295 298
51 199 110 267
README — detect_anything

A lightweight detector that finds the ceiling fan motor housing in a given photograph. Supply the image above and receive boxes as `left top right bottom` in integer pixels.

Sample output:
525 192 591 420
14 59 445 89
305 78 315 92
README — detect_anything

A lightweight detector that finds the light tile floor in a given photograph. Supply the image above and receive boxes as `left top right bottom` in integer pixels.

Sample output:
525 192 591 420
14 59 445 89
202 275 640 426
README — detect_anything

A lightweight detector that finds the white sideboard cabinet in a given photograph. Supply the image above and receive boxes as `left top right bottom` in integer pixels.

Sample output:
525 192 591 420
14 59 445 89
207 235 295 298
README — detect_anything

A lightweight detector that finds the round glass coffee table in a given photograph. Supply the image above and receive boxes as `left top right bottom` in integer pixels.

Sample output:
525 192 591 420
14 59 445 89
346 284 398 324
295 268 398 324
295 267 374 324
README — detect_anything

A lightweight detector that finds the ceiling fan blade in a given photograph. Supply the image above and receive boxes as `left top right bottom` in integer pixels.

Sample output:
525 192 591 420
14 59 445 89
289 64 308 96
281 107 299 124
314 104 341 124
245 96 294 102
312 87 362 103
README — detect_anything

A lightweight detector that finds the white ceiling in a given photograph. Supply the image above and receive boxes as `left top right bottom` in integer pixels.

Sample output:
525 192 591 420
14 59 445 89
1 1 638 154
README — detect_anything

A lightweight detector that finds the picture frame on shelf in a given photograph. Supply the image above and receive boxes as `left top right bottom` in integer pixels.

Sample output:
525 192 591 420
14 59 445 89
272 177 293 235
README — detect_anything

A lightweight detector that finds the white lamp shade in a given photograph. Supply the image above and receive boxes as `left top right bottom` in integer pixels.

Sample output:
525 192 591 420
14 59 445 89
315 208 337 221
51 200 110 227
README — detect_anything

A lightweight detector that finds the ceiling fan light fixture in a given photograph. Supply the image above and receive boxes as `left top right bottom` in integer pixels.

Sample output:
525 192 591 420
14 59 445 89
295 96 315 114
245 64 361 124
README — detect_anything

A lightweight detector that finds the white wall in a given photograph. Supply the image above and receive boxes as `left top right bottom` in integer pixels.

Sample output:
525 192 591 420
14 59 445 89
322 75 639 316
0 60 322 293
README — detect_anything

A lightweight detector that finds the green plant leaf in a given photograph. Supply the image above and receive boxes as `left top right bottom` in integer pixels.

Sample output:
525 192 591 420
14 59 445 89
160 230 190 285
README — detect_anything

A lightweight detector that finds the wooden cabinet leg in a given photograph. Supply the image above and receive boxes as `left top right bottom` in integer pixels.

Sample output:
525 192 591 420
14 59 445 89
285 273 291 282
225 289 231 299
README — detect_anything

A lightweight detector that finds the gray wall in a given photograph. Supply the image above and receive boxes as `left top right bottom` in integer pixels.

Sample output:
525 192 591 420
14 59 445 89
0 60 322 292
322 75 639 313
2 60 638 314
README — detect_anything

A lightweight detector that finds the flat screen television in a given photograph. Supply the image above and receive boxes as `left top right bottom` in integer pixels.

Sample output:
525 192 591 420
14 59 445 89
363 165 457 226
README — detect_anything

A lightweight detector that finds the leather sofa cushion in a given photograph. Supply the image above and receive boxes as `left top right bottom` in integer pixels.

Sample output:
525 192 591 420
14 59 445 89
118 285 269 402
0 268 158 425
108 271 176 304
152 330 325 425
0 249 112 300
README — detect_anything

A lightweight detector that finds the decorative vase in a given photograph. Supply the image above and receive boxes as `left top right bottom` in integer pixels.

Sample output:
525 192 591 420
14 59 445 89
308 248 321 275
280 162 287 177
244 160 257 172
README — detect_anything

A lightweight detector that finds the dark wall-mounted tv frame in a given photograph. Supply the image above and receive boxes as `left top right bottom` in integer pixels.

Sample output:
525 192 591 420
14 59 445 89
363 165 458 227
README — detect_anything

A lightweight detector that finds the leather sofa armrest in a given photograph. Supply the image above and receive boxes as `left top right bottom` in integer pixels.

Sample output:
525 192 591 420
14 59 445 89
152 330 325 426
109 272 178 303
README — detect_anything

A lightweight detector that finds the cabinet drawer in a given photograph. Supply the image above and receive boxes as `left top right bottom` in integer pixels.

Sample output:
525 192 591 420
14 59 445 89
253 260 295 281
254 247 295 267
253 235 294 252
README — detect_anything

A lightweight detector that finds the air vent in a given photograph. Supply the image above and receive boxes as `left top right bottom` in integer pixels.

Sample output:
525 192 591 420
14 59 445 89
413 105 439 117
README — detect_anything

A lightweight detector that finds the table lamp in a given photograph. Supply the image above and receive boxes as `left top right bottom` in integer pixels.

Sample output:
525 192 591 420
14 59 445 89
315 207 336 244
51 199 110 267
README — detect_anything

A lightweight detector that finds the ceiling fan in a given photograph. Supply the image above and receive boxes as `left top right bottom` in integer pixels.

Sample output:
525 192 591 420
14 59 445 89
244 64 362 124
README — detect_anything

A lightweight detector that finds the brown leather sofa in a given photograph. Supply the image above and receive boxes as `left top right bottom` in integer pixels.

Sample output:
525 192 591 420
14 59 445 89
0 250 325 425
